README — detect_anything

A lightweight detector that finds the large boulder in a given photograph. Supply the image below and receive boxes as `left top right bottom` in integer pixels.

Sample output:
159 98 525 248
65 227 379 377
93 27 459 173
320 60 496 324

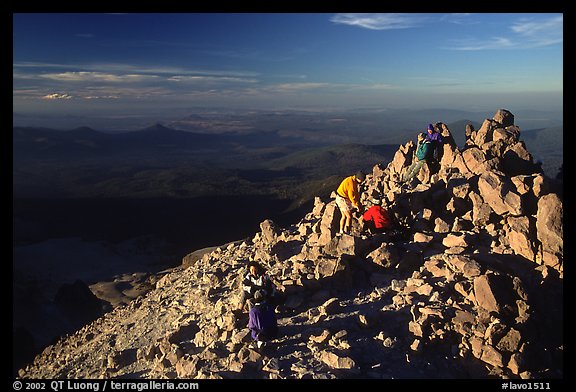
536 193 563 268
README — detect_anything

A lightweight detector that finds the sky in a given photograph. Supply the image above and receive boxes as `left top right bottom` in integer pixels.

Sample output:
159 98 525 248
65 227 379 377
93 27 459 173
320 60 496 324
12 13 563 129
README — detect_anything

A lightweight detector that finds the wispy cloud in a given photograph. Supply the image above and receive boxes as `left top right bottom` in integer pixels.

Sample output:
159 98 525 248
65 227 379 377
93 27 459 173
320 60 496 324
14 82 175 101
13 61 265 101
167 75 258 84
331 13 428 30
258 82 397 96
331 13 562 51
407 76 495 88
331 13 481 30
446 15 562 50
511 15 563 47
447 37 516 51
84 95 120 100
14 62 260 79
14 63 263 99
40 71 159 83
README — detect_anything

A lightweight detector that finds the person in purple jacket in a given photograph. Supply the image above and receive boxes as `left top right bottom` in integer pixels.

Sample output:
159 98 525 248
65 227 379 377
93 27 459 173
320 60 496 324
425 123 444 162
248 290 278 348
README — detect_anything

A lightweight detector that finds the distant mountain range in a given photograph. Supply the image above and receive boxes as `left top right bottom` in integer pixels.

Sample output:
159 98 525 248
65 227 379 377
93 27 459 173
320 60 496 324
13 116 563 200
13 124 362 199
13 124 309 162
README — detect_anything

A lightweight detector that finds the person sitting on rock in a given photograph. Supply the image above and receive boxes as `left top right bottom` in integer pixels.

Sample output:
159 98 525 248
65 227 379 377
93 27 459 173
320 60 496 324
248 290 278 349
335 170 366 235
362 198 393 235
238 260 277 312
424 123 444 163
402 133 434 184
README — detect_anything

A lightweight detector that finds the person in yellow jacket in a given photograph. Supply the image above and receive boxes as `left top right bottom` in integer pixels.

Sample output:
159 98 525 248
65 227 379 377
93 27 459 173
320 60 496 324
335 170 366 235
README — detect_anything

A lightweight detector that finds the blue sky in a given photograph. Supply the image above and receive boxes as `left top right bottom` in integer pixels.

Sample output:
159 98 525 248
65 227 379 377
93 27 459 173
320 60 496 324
13 13 563 128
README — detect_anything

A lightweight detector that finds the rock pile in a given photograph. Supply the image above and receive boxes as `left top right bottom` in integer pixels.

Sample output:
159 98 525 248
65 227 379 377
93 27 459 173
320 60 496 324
17 109 562 379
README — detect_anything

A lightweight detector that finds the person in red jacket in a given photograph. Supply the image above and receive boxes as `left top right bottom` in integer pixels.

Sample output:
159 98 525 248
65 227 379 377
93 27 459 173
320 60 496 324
362 198 392 234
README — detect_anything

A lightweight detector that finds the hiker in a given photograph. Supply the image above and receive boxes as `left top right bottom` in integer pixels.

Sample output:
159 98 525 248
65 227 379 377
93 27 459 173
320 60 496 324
362 198 393 235
248 290 278 349
402 133 434 183
425 123 444 162
335 170 366 235
238 260 278 312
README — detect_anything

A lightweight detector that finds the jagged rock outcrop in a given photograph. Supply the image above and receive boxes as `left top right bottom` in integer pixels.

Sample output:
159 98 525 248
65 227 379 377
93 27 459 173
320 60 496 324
17 110 562 380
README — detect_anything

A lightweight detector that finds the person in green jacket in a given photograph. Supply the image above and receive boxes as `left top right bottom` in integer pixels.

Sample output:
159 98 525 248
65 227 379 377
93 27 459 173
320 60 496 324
403 133 434 183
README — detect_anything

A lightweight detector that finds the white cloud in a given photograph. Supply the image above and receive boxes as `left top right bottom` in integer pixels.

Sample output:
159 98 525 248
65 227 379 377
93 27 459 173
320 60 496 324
260 82 398 95
42 93 73 100
440 14 476 25
331 13 428 30
40 72 158 83
363 83 396 90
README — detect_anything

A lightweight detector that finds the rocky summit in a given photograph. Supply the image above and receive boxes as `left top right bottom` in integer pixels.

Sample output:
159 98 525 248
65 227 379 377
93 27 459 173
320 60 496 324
17 109 563 380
